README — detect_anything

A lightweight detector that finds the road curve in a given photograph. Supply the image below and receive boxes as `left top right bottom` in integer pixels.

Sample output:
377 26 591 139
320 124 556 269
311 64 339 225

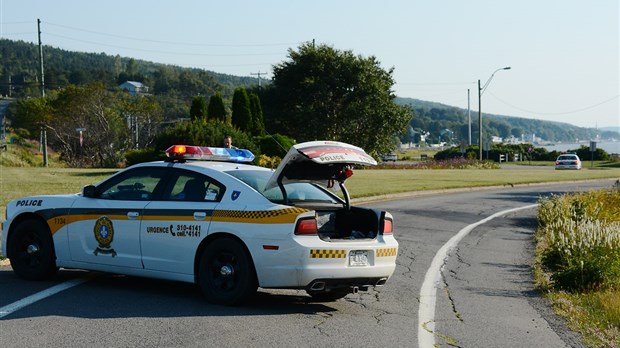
1 180 614 347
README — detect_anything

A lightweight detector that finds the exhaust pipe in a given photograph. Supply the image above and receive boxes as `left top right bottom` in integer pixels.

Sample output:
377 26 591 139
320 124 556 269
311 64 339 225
375 278 388 286
310 281 326 291
351 286 359 294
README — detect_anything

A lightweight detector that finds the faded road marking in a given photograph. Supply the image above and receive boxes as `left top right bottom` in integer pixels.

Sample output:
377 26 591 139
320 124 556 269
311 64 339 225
0 276 91 319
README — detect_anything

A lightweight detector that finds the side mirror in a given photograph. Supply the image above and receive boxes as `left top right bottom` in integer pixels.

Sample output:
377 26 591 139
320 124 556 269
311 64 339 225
82 185 97 198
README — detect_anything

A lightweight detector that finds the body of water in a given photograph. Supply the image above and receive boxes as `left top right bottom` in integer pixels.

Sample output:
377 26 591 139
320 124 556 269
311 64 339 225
542 142 620 154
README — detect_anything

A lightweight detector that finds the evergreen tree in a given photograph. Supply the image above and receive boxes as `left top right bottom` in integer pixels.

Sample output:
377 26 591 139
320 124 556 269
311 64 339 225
190 95 207 121
207 92 227 122
231 87 251 131
249 92 265 136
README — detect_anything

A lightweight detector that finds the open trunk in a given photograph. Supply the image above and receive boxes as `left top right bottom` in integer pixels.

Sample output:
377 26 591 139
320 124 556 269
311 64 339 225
261 141 385 241
315 206 381 240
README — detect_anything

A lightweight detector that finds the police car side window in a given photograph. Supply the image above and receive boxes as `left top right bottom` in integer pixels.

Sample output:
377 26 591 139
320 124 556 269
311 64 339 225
167 173 223 202
98 168 166 201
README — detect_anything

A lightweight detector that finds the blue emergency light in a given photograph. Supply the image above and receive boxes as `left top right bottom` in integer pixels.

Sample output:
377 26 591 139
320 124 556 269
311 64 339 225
165 145 255 163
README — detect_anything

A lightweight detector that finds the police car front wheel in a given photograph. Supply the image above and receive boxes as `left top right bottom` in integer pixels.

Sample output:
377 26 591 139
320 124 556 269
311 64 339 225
198 237 257 306
8 219 58 280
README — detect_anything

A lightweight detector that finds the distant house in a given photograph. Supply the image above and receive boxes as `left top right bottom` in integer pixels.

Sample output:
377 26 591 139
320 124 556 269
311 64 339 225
119 81 149 96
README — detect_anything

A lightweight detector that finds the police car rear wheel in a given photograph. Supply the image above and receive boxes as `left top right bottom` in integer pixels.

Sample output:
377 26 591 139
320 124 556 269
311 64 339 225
8 219 58 280
198 238 257 305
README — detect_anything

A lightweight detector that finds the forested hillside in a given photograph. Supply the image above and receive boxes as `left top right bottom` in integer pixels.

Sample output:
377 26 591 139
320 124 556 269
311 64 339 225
0 39 260 121
1 39 615 144
396 97 618 144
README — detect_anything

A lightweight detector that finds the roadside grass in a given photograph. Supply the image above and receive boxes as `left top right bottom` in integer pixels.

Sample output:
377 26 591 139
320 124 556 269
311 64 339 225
1 166 620 207
395 148 439 161
346 167 620 198
547 290 620 347
0 167 116 207
535 188 620 347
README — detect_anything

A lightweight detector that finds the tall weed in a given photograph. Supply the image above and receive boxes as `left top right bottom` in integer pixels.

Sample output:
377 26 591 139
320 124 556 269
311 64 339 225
538 189 620 291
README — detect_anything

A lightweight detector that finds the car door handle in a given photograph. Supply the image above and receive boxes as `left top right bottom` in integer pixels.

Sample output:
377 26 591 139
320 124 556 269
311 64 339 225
193 212 207 220
127 211 140 219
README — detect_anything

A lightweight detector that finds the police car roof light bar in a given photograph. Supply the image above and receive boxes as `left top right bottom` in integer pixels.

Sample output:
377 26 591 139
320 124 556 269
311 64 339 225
165 145 255 163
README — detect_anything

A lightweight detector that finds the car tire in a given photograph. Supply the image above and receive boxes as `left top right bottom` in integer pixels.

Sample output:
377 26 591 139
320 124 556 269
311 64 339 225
306 288 350 302
8 219 58 280
198 237 257 305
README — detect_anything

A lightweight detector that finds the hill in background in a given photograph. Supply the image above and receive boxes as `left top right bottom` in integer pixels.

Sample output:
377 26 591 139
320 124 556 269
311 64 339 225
1 38 617 144
396 97 619 144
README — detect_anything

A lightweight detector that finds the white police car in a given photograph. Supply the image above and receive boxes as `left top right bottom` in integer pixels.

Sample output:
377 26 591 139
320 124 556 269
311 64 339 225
2 141 398 305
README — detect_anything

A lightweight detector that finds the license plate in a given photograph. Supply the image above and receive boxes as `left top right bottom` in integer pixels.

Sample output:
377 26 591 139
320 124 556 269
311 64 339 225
349 250 369 267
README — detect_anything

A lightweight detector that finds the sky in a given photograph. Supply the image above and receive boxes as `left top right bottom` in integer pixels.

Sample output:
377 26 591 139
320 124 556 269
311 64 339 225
1 0 619 129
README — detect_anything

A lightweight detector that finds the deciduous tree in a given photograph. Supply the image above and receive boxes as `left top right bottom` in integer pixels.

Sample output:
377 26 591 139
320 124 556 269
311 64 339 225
265 42 411 156
48 83 129 167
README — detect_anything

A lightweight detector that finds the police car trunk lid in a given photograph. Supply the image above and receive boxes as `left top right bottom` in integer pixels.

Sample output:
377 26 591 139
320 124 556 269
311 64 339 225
265 140 377 190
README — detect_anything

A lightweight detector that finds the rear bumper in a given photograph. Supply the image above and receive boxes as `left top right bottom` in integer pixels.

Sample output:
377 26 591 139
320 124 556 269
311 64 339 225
254 235 398 289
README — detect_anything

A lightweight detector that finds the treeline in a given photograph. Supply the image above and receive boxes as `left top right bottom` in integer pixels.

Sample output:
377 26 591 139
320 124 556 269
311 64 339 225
0 39 259 122
434 143 612 162
4 37 612 160
396 98 617 144
9 82 283 168
4 42 410 167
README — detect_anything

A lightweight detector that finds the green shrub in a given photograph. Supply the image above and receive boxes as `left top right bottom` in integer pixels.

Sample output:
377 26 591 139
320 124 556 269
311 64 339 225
538 190 620 291
154 119 259 155
253 134 295 158
257 154 281 169
125 148 166 166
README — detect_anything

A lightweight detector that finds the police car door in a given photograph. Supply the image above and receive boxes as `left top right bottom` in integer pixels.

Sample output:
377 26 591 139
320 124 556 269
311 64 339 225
67 167 168 269
140 170 223 275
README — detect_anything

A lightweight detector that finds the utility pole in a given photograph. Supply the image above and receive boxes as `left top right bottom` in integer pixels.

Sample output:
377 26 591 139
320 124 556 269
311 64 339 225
38 18 48 166
250 71 267 88
478 79 482 160
37 18 45 97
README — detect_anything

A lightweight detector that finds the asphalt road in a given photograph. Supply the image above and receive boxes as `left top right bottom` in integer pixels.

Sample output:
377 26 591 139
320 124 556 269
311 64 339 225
2 179 614 347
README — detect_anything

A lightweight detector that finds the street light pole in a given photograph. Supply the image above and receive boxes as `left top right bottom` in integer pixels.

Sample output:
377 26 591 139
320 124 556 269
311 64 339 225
478 66 511 160
467 89 471 145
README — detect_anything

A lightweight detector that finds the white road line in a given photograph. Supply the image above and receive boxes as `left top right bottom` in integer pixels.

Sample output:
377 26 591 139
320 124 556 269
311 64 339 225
0 276 91 319
417 204 538 347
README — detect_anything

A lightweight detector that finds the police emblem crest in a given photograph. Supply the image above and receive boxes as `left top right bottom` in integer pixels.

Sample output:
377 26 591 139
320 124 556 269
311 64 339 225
93 216 117 256
231 190 241 201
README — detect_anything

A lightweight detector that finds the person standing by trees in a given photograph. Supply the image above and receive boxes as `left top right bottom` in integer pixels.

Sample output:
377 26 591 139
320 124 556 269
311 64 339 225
222 135 236 149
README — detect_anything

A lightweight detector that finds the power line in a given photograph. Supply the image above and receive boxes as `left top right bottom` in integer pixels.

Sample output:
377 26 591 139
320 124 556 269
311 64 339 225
45 21 299 48
45 32 286 57
0 31 36 36
487 91 619 115
396 81 475 86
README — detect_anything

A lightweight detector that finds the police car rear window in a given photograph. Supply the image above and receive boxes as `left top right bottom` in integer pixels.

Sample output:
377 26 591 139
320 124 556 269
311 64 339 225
225 170 339 204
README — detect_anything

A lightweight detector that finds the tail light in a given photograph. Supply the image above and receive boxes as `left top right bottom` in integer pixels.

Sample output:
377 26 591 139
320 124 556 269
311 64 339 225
382 218 393 234
295 218 318 235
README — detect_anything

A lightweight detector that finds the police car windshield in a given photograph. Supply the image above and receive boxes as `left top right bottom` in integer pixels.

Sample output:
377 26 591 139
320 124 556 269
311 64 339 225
225 170 340 204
